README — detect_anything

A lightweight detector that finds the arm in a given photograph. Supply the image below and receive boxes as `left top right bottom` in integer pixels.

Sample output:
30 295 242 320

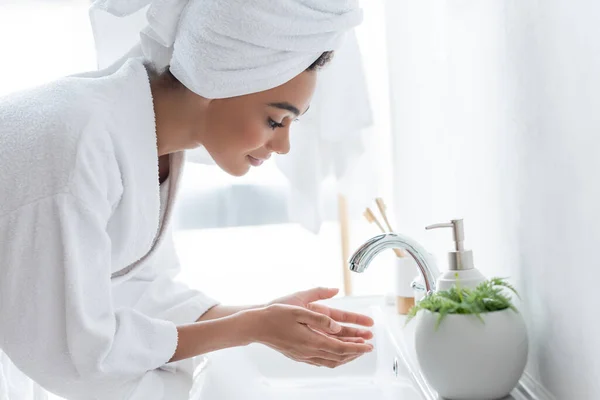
0 193 179 397
172 304 374 367
172 312 254 361
196 304 262 321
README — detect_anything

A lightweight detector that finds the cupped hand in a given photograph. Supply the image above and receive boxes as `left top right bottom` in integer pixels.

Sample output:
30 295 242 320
270 287 375 342
248 304 373 368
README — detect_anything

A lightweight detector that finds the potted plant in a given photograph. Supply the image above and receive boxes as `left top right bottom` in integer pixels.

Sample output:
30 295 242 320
406 277 528 400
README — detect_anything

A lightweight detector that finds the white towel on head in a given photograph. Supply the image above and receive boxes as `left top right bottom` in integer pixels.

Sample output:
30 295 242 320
88 0 371 233
90 0 363 98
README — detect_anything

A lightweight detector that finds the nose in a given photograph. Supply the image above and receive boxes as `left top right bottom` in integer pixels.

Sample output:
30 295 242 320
268 127 291 155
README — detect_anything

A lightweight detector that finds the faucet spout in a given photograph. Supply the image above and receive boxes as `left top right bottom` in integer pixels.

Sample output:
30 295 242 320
348 232 440 294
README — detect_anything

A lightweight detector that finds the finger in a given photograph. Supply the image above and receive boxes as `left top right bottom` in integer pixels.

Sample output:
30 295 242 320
296 287 339 304
305 358 338 368
335 337 366 344
295 308 342 334
309 327 368 344
308 304 374 327
307 354 363 369
333 353 363 366
314 349 368 363
334 325 374 340
317 335 374 355
313 324 373 340
338 353 363 366
314 350 348 362
302 359 322 367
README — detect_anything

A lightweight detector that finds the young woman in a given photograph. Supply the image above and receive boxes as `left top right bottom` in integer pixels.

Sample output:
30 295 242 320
0 0 373 398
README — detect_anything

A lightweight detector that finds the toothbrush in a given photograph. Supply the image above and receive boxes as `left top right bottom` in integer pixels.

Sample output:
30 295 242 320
375 198 395 233
363 207 386 233
374 198 406 257
363 205 405 258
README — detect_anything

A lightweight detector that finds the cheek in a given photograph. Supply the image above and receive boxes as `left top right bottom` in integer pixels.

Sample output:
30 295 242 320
228 115 270 151
206 101 271 159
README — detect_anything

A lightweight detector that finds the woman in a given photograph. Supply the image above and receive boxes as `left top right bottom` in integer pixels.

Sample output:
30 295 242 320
0 0 373 398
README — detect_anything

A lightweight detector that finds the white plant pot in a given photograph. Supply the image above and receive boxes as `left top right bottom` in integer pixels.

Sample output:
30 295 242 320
414 309 528 400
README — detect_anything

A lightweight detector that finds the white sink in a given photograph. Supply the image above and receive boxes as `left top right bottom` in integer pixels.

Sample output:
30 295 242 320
191 296 425 400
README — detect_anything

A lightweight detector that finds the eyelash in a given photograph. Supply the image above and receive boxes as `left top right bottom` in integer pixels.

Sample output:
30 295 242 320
268 118 285 130
268 117 301 130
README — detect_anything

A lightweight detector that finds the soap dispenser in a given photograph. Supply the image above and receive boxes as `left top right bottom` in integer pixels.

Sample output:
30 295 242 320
426 219 485 291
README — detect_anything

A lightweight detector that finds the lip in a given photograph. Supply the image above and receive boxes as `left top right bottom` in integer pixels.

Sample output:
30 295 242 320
247 155 265 167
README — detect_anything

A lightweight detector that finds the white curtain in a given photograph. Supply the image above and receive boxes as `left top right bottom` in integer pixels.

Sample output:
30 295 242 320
385 0 600 398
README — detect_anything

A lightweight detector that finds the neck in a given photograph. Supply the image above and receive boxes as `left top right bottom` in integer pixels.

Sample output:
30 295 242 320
148 70 210 157
159 155 170 184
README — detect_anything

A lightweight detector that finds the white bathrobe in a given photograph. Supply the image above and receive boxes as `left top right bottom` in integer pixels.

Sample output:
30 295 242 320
0 58 218 399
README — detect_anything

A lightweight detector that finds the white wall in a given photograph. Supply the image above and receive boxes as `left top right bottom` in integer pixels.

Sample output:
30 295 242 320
386 1 600 398
0 0 95 96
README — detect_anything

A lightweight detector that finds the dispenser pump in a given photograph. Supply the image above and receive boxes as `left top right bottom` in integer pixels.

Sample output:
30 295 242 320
426 219 474 271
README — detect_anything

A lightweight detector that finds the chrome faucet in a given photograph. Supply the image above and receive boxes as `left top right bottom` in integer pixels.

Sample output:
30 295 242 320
348 231 441 294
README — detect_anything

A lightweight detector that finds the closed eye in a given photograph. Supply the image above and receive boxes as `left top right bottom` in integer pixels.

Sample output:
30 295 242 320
268 118 285 130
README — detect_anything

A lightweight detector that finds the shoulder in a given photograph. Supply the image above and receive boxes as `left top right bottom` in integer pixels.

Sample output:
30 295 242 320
0 75 121 217
0 59 154 217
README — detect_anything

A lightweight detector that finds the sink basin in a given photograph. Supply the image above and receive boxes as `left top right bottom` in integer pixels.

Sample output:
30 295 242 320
192 296 425 400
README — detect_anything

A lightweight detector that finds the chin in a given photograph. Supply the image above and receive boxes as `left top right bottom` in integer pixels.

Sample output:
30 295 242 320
219 162 250 177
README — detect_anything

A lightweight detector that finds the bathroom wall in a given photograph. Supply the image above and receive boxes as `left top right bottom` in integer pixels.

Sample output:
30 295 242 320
386 0 600 398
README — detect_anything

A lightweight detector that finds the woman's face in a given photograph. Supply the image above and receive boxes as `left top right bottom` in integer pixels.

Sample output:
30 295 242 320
201 71 317 176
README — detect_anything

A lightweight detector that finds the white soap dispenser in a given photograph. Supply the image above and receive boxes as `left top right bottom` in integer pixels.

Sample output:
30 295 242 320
426 219 485 291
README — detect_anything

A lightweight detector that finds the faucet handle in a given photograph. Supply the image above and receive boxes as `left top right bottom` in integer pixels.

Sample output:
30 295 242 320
425 219 465 252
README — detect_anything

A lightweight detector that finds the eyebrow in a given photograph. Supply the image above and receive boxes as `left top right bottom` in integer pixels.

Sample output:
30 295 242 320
268 102 310 117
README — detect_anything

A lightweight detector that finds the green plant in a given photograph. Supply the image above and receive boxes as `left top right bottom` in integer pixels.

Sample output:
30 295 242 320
406 277 520 329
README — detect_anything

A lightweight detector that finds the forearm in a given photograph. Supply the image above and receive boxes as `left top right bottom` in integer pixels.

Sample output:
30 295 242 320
170 311 257 363
197 304 264 321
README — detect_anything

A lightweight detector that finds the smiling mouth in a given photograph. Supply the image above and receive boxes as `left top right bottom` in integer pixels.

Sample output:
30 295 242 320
247 155 265 167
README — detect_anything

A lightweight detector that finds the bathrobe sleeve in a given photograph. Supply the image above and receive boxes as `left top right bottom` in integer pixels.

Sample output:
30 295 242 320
0 190 179 398
111 226 219 326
